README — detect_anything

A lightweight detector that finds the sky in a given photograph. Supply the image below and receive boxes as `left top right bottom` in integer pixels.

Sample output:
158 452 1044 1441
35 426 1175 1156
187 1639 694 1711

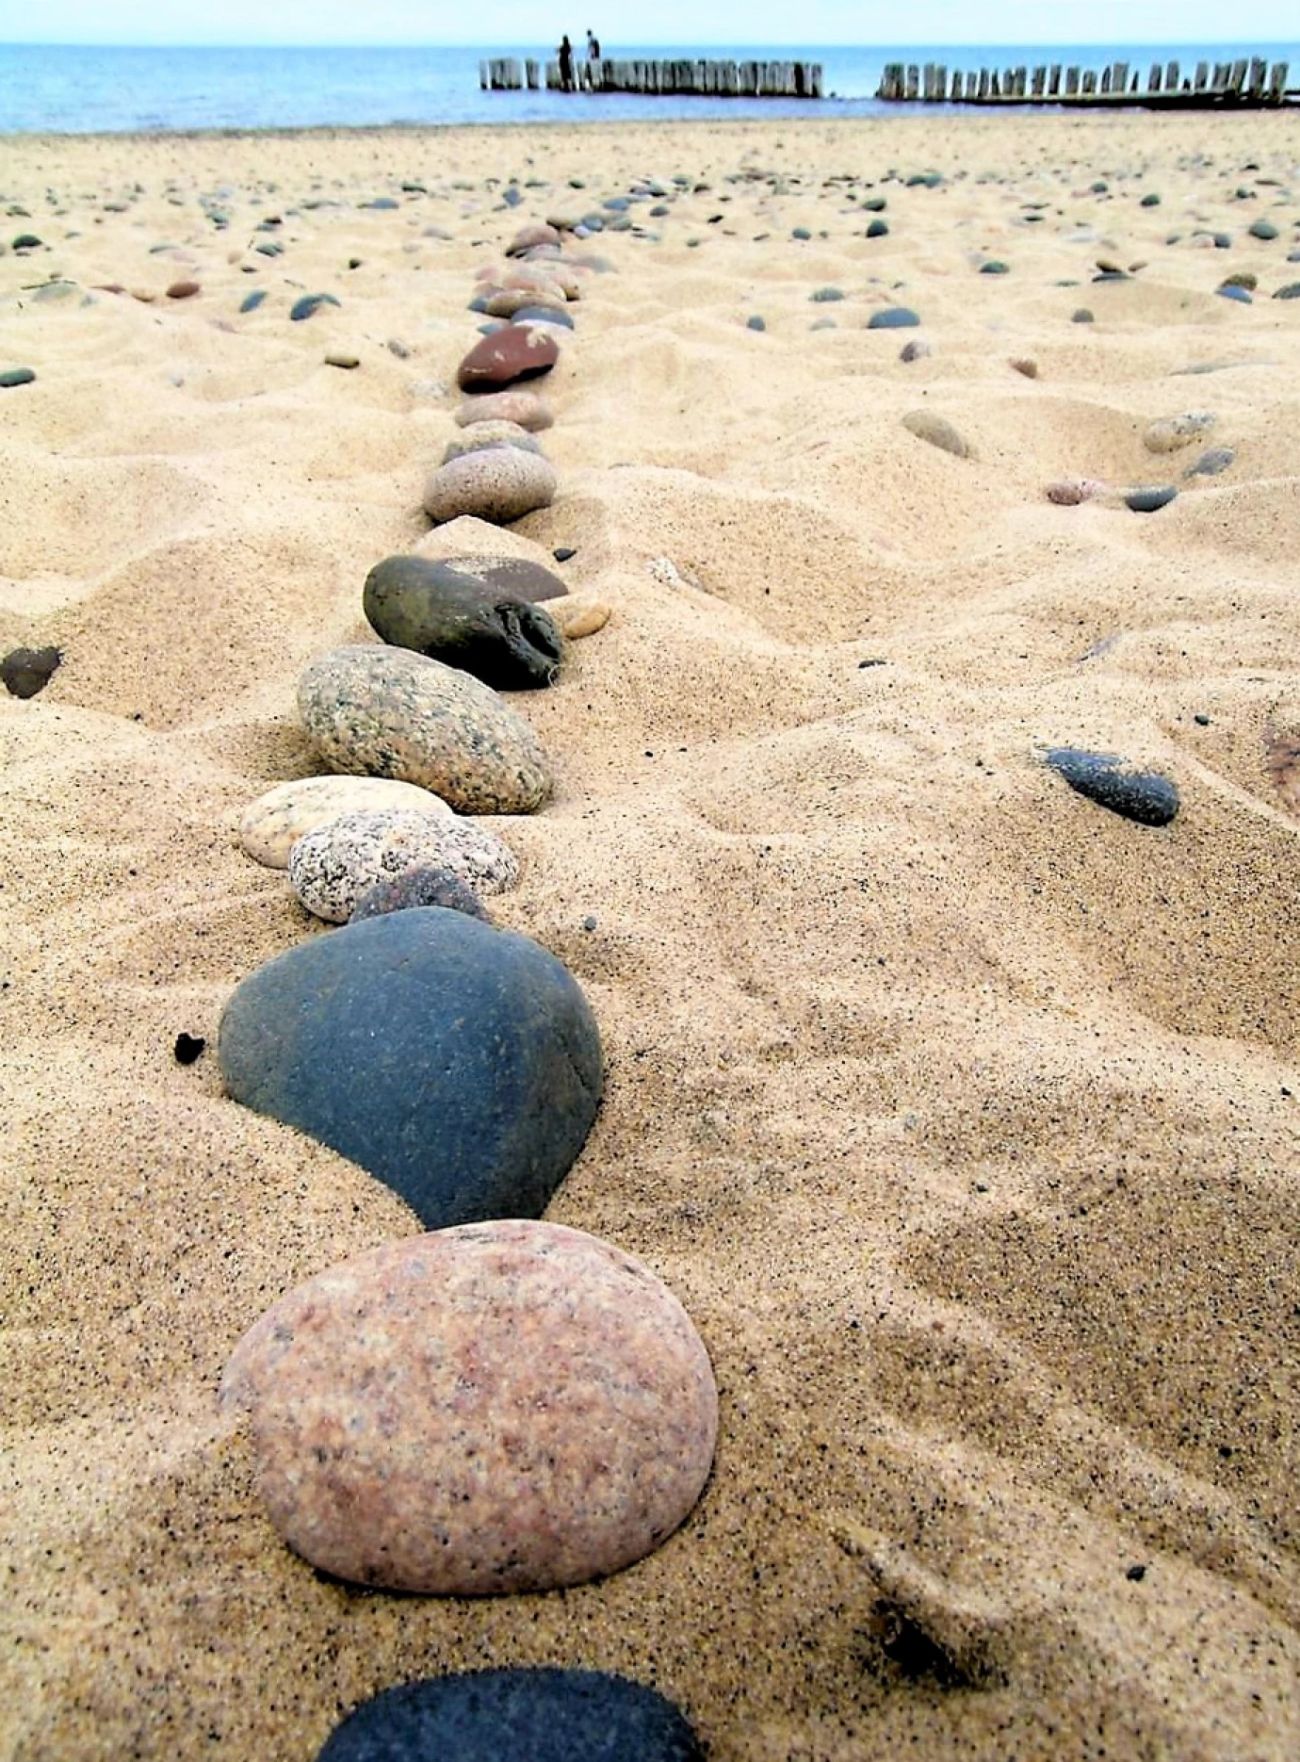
2 0 1298 47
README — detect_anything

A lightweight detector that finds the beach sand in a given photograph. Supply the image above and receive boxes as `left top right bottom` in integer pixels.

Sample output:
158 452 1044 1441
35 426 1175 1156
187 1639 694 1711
1 112 1298 1759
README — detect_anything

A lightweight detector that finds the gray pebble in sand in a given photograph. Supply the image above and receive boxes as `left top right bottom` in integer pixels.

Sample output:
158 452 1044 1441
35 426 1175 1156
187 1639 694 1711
746 315 766 331
289 808 518 923
1072 308 1095 323
442 420 542 463
2 645 60 697
1216 284 1252 303
1143 412 1214 453
0 367 36 388
866 219 889 238
290 293 341 321
350 864 492 924
1184 446 1235 477
811 286 844 302
900 338 932 362
298 644 552 814
1125 485 1178 513
1273 282 1300 300
868 307 920 329
901 410 972 458
1046 748 1179 826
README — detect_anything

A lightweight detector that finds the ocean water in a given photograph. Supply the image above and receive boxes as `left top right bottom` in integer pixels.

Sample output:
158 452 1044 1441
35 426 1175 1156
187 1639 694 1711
0 41 1296 134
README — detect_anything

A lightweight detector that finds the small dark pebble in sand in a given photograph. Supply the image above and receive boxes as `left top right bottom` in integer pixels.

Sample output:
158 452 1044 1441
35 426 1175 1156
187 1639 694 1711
1046 748 1179 827
1140 193 1161 207
1072 308 1095 323
1221 271 1256 289
2 645 61 697
363 197 399 210
1274 283 1300 300
1125 485 1178 513
0 367 36 388
1185 446 1234 477
12 233 42 249
811 287 844 302
868 307 920 329
314 1670 705 1762
792 226 812 240
1126 1565 1148 1583
1193 714 1211 726
866 219 889 237
166 279 200 299
503 187 522 207
862 196 887 212
746 314 766 331
290 293 341 321
1216 284 1252 303
553 547 576 562
239 289 267 313
174 1033 206 1065
1248 220 1279 241
980 260 1010 275
325 352 360 369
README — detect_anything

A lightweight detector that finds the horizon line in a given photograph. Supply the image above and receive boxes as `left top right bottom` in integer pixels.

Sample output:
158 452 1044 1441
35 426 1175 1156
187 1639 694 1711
5 37 1300 51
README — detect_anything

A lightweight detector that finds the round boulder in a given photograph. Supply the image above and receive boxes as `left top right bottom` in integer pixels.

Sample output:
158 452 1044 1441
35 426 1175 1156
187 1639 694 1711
288 807 518 922
315 1671 705 1761
221 1218 714 1592
218 912 603 1225
364 554 563 689
424 450 557 526
298 644 552 813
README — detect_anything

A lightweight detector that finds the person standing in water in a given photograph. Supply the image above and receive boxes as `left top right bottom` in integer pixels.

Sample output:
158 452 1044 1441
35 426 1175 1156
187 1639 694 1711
586 29 601 58
557 33 575 90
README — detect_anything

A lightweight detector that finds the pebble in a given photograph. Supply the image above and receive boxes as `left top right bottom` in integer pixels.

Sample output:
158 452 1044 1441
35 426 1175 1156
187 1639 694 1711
1045 747 1179 826
901 410 972 458
238 775 452 870
746 314 766 331
899 338 931 362
1046 478 1107 505
1072 308 1095 323
220 1217 712 1590
1125 484 1178 513
350 865 491 924
298 644 552 813
1010 357 1039 378
507 222 562 255
423 449 557 526
980 260 1010 275
325 351 359 369
239 289 267 313
0 367 36 388
1142 412 1214 453
1274 282 1300 300
363 554 563 689
454 389 553 430
486 286 565 318
289 808 518 923
1184 446 1235 477
457 326 559 391
1248 220 1279 241
442 420 542 462
428 552 568 603
1217 284 1252 303
166 279 200 298
548 595 611 638
290 293 341 321
313 1671 706 1762
868 307 920 329
866 219 889 238
1 645 61 698
512 305 574 330
811 286 844 302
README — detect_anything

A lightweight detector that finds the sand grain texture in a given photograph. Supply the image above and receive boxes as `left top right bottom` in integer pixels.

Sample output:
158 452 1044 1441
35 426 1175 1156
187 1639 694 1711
1 115 1298 1761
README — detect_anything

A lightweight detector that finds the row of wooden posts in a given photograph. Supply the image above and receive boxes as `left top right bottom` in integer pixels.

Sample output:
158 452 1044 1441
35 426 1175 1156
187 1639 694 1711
480 57 823 97
876 56 1294 106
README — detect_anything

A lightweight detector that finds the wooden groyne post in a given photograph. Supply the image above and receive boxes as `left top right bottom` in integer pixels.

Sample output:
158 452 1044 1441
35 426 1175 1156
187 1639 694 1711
876 56 1294 106
484 57 823 98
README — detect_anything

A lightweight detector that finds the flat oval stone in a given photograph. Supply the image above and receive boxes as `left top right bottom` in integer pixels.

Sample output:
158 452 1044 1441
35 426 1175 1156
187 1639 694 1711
166 278 200 299
507 222 562 255
364 554 562 689
240 775 452 869
512 305 574 330
315 1671 705 1762
457 327 558 391
1046 747 1179 826
1184 445 1235 478
485 286 565 318
901 410 972 458
290 293 341 321
0 367 37 389
350 864 491 924
1143 412 1214 453
548 595 611 638
868 306 920 329
455 389 553 430
298 645 552 813
442 420 542 463
221 1218 713 1591
289 808 517 922
424 450 557 526
1125 484 1178 513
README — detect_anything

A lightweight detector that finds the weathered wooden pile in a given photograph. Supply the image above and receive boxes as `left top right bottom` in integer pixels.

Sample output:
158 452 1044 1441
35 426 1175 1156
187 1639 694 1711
877 55 1295 107
479 57 823 97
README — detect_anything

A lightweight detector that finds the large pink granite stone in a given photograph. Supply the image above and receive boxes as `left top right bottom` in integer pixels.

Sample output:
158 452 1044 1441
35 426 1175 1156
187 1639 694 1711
221 1220 718 1594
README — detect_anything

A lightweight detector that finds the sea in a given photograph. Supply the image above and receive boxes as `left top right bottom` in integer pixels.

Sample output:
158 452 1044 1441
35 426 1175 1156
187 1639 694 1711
1 41 1296 135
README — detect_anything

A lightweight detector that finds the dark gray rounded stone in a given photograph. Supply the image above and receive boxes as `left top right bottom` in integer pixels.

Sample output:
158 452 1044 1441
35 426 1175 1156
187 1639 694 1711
219 908 603 1228
0 367 37 388
350 864 491 923
1046 748 1179 827
442 553 569 603
862 196 887 212
1125 485 1177 513
2 645 60 698
746 314 766 331
315 1670 704 1762
363 554 562 689
1274 282 1300 300
1248 220 1279 241
239 289 267 313
1072 308 1095 323
980 260 1010 274
868 306 920 329
290 293 340 321
866 219 889 237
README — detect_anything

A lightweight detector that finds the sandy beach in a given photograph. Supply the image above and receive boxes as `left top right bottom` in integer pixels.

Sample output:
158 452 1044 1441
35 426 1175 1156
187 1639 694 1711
2 111 1299 1759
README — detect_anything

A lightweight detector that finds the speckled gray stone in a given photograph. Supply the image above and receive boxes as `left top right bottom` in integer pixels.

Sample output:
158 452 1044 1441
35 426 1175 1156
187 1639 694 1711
289 808 518 922
239 775 452 869
349 864 491 923
454 390 553 430
442 420 542 463
1143 412 1215 454
221 1220 718 1593
298 644 552 814
424 450 557 526
901 410 972 458
1046 747 1179 826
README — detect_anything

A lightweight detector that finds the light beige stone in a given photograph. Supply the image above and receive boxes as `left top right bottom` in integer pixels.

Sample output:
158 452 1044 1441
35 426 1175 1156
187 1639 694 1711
549 595 612 638
239 775 452 869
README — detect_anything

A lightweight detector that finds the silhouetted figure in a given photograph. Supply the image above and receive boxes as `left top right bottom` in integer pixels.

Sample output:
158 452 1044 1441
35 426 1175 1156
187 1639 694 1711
587 29 601 59
558 34 575 90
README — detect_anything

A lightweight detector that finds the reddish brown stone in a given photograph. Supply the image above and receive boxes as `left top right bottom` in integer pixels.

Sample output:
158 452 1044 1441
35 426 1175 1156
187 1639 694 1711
166 279 201 299
507 222 562 256
457 327 558 392
222 1220 718 1594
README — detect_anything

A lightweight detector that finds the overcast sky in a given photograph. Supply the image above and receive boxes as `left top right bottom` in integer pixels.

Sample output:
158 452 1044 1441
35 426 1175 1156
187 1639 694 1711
3 0 1298 46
